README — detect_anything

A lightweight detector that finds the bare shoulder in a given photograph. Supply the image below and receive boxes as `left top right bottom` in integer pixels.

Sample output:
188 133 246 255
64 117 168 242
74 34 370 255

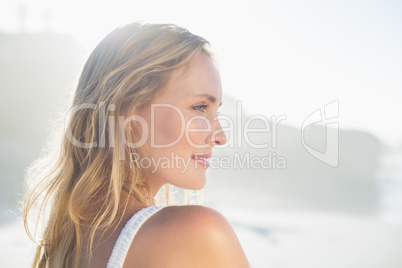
124 205 250 268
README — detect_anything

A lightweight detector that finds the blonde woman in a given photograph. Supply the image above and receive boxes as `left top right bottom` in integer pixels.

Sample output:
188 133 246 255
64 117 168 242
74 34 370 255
24 22 249 268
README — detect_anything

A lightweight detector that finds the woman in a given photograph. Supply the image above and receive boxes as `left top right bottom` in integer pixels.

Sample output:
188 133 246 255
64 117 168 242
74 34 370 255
24 22 249 268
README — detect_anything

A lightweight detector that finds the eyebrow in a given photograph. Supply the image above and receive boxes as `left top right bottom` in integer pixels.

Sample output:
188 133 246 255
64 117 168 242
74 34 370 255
194 93 222 107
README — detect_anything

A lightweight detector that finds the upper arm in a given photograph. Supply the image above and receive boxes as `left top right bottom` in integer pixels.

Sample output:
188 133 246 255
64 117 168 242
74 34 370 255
124 205 250 268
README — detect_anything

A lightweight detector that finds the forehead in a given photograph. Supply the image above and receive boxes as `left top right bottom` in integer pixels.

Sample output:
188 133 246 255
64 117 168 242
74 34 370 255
155 53 222 103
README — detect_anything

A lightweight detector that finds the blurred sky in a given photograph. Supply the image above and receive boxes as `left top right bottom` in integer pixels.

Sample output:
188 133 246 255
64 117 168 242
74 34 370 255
1 0 401 146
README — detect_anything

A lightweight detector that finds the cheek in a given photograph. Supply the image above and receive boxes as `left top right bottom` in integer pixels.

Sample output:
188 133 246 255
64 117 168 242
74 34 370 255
153 108 184 145
186 117 210 145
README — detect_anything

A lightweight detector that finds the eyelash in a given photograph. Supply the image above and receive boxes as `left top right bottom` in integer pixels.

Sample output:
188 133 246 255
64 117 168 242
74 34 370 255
193 104 208 112
192 104 221 116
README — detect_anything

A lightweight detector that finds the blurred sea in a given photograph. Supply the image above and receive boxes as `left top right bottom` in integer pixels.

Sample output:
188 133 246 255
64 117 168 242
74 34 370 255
218 148 402 268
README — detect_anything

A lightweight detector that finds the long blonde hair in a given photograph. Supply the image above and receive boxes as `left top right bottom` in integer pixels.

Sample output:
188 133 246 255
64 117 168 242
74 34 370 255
23 22 211 268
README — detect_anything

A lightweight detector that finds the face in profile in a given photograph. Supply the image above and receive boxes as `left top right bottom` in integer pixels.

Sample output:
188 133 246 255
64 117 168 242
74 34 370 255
135 52 227 192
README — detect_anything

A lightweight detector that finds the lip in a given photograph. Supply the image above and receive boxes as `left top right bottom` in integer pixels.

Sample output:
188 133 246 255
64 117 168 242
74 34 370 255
192 153 212 159
191 153 212 168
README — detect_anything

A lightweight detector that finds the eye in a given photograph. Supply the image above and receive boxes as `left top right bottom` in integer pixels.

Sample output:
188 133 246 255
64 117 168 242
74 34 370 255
193 104 208 112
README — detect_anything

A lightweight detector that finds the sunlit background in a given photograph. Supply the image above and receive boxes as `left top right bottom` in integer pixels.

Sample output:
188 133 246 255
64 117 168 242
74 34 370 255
1 0 401 267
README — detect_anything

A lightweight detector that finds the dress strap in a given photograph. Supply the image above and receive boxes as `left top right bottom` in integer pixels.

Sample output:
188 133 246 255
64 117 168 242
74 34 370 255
107 206 166 268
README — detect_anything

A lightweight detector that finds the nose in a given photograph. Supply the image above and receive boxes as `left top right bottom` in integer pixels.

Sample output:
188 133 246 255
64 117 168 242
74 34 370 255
210 121 227 146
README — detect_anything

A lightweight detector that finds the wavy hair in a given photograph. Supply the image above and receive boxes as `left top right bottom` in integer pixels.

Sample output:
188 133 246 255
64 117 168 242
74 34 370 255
23 21 211 268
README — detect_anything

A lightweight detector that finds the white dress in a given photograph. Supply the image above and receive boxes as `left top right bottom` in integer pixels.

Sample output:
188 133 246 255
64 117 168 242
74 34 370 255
107 206 166 268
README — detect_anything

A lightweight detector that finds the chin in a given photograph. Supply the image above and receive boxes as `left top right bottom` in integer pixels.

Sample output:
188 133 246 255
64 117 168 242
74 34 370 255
179 175 206 191
186 182 206 191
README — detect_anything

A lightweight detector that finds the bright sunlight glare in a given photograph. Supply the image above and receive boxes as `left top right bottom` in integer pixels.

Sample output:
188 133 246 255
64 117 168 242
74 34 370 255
1 0 401 146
